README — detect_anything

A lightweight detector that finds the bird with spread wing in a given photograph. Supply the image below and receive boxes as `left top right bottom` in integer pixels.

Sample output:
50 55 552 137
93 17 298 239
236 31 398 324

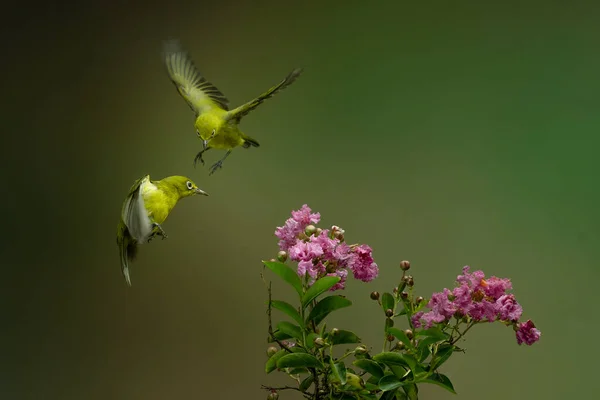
163 40 303 175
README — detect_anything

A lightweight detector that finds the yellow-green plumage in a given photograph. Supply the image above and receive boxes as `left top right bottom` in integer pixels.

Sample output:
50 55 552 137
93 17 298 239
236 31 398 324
163 39 303 174
116 175 208 286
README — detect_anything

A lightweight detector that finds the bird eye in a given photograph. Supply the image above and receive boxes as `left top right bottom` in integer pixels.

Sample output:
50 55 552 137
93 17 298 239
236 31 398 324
186 181 193 190
210 129 216 138
196 129 201 137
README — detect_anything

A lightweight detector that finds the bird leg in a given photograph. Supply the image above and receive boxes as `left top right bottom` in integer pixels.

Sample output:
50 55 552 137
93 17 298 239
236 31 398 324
209 150 232 175
151 223 168 240
193 148 211 168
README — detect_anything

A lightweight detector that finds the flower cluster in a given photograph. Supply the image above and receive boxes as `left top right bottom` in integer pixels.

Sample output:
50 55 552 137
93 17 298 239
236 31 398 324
274 205 378 290
412 266 541 345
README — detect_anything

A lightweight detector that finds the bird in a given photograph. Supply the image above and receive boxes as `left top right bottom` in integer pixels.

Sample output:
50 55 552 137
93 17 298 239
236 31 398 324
162 39 303 175
116 175 208 286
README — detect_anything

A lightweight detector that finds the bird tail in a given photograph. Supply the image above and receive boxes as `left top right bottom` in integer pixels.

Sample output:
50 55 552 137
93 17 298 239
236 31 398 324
242 135 260 148
118 230 137 287
226 67 303 123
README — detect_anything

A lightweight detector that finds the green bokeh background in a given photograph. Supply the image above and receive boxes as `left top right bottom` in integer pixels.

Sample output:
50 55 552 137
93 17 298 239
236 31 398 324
3 1 599 399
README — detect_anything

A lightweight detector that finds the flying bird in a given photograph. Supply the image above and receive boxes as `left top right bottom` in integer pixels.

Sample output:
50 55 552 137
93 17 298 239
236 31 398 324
163 39 303 175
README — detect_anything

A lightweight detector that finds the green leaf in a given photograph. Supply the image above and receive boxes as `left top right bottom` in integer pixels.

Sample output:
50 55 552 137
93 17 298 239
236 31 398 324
299 375 314 391
381 292 395 312
331 361 347 385
306 332 319 349
403 383 419 400
418 343 431 362
389 365 409 380
271 330 292 341
271 300 304 327
373 352 414 371
353 359 385 379
302 276 341 307
277 321 303 341
277 353 324 369
421 373 456 394
416 327 449 341
395 309 407 317
263 261 303 297
385 318 395 329
396 392 408 400
265 349 287 373
380 390 398 400
331 329 361 345
387 328 415 351
378 375 403 391
306 295 352 326
431 345 454 370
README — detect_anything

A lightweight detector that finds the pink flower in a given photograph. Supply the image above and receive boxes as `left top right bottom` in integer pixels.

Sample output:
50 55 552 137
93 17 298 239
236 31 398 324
329 269 348 291
483 276 513 301
291 204 320 226
274 204 321 251
469 299 497 322
274 205 378 291
348 244 379 282
495 294 523 321
289 241 324 262
428 289 457 319
411 312 425 328
516 320 541 345
456 266 485 289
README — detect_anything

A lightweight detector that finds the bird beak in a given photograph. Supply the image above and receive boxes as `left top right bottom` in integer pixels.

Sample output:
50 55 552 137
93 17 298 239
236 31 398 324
202 140 208 150
195 188 208 196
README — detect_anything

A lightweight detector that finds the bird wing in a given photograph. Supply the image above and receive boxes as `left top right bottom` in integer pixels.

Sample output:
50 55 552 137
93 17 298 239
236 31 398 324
163 40 230 115
121 175 154 243
225 68 303 123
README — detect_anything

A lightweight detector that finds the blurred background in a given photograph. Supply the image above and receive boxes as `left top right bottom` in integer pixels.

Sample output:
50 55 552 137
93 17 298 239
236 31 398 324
2 0 599 399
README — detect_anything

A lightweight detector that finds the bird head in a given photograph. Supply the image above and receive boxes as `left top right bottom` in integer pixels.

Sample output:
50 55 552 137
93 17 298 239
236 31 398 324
164 176 209 198
197 128 217 150
195 114 223 150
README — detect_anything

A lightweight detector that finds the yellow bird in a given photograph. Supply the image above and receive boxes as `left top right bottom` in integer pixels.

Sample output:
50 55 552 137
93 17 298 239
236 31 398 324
163 39 303 175
116 175 208 286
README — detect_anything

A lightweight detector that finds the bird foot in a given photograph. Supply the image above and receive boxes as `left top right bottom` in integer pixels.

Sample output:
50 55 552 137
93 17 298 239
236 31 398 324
209 160 224 175
193 150 206 168
152 223 168 240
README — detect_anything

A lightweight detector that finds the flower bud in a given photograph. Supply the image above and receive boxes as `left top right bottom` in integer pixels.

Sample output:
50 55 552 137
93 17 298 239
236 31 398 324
331 225 345 234
334 231 345 242
393 287 399 294
305 225 317 236
396 341 405 350
400 260 411 270
269 258 276 262
401 291 409 300
387 334 395 342
370 291 380 300
355 345 368 354
385 309 394 318
407 276 414 287
266 346 278 357
314 337 326 347
331 328 340 336
267 391 279 400
315 228 323 236
416 296 424 305
404 329 414 339
276 251 288 262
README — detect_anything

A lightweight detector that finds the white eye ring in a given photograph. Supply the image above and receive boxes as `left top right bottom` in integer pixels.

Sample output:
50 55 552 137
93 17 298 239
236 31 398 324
210 129 216 138
186 181 193 190
196 129 201 137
